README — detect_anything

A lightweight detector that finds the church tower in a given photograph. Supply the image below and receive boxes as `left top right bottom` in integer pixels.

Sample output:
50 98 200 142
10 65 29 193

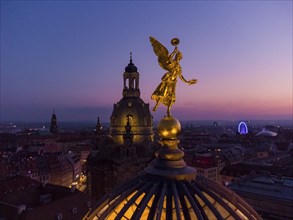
50 110 58 135
110 54 154 144
93 116 103 150
95 117 102 136
122 53 140 98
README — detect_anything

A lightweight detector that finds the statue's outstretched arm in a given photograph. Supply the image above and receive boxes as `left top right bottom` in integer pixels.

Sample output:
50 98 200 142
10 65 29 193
179 73 197 85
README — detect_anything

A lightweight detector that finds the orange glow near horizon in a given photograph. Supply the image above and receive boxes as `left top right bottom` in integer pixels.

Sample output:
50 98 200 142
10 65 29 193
1 1 292 122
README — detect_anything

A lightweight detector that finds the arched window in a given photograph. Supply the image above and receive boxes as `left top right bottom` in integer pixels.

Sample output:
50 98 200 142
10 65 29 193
126 77 130 89
133 77 136 89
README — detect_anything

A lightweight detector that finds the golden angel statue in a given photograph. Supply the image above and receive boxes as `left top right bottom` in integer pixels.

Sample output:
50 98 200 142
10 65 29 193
149 37 197 116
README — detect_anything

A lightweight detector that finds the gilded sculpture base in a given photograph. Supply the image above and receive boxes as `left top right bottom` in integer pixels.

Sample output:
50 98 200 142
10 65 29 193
145 115 196 181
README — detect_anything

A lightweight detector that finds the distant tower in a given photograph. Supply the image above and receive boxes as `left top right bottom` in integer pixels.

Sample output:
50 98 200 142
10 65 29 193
93 117 103 150
110 54 154 144
50 110 59 135
95 117 102 135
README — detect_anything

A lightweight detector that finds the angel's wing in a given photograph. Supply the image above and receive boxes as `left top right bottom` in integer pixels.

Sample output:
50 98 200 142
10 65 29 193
149 37 172 72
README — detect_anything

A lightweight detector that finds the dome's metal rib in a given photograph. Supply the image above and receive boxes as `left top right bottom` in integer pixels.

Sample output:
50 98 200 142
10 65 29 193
147 183 161 220
236 202 259 220
185 181 224 220
171 181 182 220
86 180 138 220
106 175 146 204
180 181 205 220
130 181 159 220
98 179 147 219
203 179 258 219
228 197 258 220
224 189 260 219
166 190 173 220
155 181 167 220
90 175 143 216
183 181 210 220
195 181 242 220
114 181 153 220
177 188 192 220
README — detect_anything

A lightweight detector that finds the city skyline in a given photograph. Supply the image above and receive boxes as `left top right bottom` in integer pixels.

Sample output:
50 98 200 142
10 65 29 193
1 1 292 122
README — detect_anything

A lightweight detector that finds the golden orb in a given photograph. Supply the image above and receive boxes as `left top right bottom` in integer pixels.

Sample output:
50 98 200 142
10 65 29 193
157 116 181 139
171 38 180 46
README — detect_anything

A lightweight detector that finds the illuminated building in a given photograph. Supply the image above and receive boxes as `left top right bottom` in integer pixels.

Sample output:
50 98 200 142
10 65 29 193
110 55 154 144
255 129 277 137
87 58 155 199
87 115 154 200
46 153 74 187
84 116 261 220
189 152 224 183
228 174 293 219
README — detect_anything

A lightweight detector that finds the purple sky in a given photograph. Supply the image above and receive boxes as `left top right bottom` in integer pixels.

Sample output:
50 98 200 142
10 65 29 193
1 1 292 122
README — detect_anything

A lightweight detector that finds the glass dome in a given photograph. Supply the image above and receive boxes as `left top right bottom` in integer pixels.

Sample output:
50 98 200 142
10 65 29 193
85 174 261 220
84 116 262 220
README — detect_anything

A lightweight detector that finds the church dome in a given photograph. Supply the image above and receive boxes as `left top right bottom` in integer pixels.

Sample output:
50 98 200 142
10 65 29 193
111 97 152 128
85 116 261 220
110 56 153 144
125 60 138 72
110 96 153 144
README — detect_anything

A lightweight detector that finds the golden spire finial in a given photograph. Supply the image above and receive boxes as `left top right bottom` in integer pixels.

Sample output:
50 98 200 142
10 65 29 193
149 37 197 116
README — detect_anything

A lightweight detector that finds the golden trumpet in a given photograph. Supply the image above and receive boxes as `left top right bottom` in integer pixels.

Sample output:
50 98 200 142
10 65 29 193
171 38 180 46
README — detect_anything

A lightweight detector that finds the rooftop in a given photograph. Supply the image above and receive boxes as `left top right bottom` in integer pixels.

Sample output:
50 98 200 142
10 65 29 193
228 175 293 201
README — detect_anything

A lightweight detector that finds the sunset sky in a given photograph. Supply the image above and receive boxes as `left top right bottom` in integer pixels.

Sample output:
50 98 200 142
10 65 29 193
1 1 292 122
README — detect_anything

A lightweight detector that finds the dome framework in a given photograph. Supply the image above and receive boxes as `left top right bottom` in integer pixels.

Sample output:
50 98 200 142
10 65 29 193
84 116 262 220
86 174 260 220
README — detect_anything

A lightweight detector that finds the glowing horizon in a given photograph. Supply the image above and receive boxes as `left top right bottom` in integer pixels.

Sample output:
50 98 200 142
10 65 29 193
1 1 292 122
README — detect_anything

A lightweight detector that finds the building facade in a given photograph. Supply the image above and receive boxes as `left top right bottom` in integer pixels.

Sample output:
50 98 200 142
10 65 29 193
228 174 293 219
